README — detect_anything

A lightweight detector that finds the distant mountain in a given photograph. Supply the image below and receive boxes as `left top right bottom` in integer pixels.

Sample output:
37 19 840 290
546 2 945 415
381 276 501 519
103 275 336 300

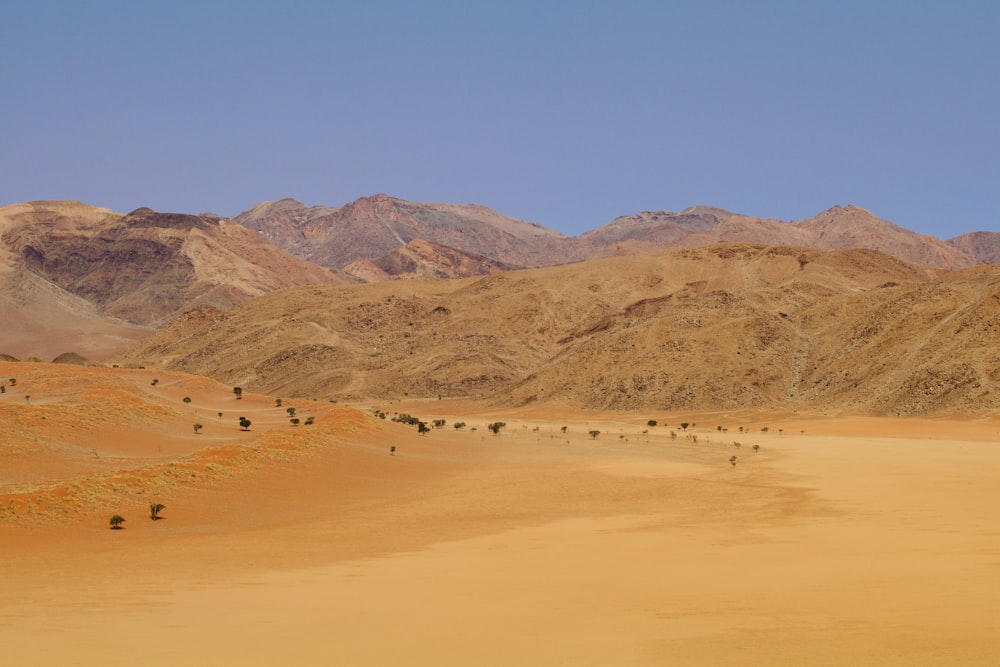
236 196 984 271
949 231 1000 264
0 201 347 359
234 194 570 269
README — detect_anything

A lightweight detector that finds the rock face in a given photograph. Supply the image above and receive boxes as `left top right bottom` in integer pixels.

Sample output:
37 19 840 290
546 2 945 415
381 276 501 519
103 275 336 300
342 239 519 282
236 196 984 272
949 231 1000 264
0 201 345 328
235 194 571 270
116 243 1000 416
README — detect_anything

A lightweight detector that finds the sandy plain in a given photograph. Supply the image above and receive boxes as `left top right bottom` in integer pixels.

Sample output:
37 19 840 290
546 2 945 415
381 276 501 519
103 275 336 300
1 363 998 666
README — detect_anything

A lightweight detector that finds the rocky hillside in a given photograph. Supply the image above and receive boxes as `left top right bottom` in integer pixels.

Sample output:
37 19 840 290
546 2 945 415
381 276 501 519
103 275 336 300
114 244 1000 416
0 201 346 327
949 231 1000 264
236 196 984 272
234 194 571 269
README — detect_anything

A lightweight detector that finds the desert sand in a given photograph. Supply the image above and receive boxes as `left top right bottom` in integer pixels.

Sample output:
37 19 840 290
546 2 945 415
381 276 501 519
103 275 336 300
1 364 998 665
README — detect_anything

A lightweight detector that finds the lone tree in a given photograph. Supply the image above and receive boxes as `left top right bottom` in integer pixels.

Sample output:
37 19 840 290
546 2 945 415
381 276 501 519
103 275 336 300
290 417 300 426
680 422 690 430
390 445 397 456
487 421 506 436
729 455 738 467
304 416 315 426
286 407 296 417
453 422 466 429
239 417 252 431
150 379 158 386
275 398 282 407
647 420 657 427
417 421 431 435
233 386 243 400
193 423 203 434
752 444 760 453
9 378 16 386
589 430 600 439
1 385 5 394
109 515 125 530
183 396 191 404
560 426 568 434
149 503 165 520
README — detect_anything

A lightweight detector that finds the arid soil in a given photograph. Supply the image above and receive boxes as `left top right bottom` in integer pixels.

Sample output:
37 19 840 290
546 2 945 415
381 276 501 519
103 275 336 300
2 363 997 665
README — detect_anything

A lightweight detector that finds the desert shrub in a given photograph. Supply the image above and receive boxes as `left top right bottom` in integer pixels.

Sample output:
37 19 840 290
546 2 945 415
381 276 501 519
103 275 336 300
183 396 191 403
149 503 165 520
680 422 689 430
487 421 506 435
433 419 446 428
290 418 300 426
275 398 282 407
150 379 158 386
239 418 251 431
453 422 466 429
589 430 600 439
109 515 125 529
286 407 296 417
647 419 657 427
417 421 431 435
193 423 202 434
304 416 314 426
233 387 242 399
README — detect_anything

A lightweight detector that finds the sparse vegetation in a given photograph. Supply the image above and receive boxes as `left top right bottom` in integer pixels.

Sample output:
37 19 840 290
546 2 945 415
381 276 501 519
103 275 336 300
417 421 431 435
560 426 568 434
193 423 202 434
149 503 165 520
680 422 690 430
488 422 506 435
290 417 300 426
150 379 157 386
275 398 282 407
729 455 737 467
233 386 242 399
286 407 296 417
589 430 600 439
433 419 446 428
183 396 191 403
109 515 125 529
453 422 466 429
304 416 314 426
9 378 16 386
752 444 760 453
647 419 657 427
390 445 396 455
239 417 251 431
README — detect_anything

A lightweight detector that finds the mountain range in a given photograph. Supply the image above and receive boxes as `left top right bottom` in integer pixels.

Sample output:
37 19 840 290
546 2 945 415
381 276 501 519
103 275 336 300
1 195 999 417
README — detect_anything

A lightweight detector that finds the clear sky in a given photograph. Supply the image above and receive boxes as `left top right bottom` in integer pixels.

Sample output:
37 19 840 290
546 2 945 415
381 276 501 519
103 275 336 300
1 1 997 237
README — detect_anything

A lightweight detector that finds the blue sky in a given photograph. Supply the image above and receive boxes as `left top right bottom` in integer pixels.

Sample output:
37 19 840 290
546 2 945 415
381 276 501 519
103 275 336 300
1 1 997 237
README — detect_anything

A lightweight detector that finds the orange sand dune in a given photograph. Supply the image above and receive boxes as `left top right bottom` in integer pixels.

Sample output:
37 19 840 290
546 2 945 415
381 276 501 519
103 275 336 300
1 364 998 665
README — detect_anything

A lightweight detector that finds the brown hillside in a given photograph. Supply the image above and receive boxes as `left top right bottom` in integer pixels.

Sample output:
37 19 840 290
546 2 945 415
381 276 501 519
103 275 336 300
115 244 998 415
949 231 1000 264
0 201 347 356
235 194 569 269
343 238 520 281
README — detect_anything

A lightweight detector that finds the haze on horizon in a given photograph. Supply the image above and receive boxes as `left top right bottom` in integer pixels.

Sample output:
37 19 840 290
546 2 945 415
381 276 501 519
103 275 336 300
1 1 997 238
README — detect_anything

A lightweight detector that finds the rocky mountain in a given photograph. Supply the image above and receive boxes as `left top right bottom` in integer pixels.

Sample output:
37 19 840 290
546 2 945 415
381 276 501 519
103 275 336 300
236 196 984 272
342 239 519 282
234 194 570 269
0 201 348 359
114 243 1000 416
949 231 1000 264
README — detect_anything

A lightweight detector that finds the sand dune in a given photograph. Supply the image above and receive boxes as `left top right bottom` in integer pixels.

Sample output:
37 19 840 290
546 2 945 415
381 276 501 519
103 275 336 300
2 364 998 665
